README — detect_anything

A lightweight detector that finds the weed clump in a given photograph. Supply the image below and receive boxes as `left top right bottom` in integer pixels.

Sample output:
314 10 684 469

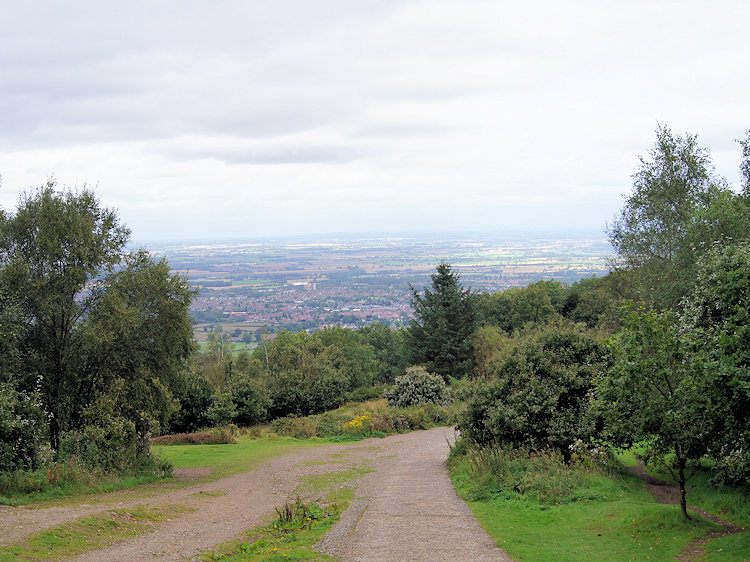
448 439 617 505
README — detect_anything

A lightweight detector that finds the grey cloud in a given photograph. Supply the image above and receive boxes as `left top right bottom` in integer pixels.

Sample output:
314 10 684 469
162 144 364 165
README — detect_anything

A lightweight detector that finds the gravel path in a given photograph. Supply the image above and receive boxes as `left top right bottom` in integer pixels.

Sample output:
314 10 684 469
320 427 510 561
0 428 510 561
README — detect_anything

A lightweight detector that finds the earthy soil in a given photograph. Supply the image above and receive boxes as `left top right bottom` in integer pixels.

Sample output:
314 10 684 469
0 428 510 561
626 461 744 561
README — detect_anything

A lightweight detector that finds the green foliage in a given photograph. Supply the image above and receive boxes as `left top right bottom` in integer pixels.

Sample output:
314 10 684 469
0 384 46 472
88 250 195 435
472 325 510 379
211 497 340 561
262 328 380 418
608 125 750 310
384 365 450 408
0 184 130 450
269 398 454 439
477 280 566 334
680 242 750 485
598 304 714 517
0 184 194 474
208 392 239 427
56 398 171 475
407 262 476 379
356 323 408 383
460 321 607 460
448 440 616 505
168 369 214 433
229 376 270 426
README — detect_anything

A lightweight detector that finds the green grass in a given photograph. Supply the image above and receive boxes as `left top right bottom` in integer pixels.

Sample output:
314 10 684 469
0 469 168 507
0 504 191 561
448 442 749 561
153 435 333 481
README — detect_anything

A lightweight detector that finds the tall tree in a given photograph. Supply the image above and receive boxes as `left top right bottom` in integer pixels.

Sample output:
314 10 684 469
86 250 195 448
0 184 129 449
0 183 194 454
608 125 712 309
609 125 750 310
406 262 476 379
679 242 750 485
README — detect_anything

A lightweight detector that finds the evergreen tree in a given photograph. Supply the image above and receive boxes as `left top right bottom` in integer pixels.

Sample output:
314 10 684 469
406 262 476 379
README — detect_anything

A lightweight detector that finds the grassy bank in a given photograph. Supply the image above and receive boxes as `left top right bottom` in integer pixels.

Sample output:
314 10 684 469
448 440 750 561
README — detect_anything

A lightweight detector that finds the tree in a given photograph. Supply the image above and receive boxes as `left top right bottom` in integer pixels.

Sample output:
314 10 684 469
406 262 476 379
739 129 750 195
86 250 195 445
608 125 750 310
608 126 713 310
0 184 129 450
0 183 194 458
356 323 408 383
598 305 714 518
679 242 750 484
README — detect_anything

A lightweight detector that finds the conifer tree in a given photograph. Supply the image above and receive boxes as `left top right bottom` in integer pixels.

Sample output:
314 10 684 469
406 262 476 379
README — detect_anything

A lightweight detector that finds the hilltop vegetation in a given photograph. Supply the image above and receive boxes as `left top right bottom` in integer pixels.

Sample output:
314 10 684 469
0 125 748 559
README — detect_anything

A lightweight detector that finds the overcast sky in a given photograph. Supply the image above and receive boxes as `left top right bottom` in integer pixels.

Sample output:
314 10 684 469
1 1 748 241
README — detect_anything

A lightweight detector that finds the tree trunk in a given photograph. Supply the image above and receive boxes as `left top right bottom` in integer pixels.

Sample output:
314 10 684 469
49 414 60 452
677 455 690 520
136 415 151 458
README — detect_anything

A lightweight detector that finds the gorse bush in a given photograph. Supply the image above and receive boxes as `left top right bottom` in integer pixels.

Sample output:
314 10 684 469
384 366 450 408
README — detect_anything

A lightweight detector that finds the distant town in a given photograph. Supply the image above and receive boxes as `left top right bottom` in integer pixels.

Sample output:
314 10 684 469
147 232 611 344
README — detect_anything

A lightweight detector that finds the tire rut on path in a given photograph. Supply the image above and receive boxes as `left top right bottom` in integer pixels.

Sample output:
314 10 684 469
319 427 511 561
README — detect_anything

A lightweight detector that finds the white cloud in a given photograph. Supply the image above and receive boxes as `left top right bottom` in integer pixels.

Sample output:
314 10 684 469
1 0 749 240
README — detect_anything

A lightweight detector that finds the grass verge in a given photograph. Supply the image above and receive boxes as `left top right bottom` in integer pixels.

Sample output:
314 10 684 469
447 440 746 561
0 504 191 561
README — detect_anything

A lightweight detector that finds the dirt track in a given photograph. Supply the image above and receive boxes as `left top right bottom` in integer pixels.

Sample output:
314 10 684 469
0 428 509 561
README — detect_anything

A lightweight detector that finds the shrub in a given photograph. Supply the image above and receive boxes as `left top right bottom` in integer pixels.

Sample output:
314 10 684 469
0 384 46 472
267 367 349 419
230 377 270 426
384 366 450 408
207 392 238 427
58 418 138 472
58 400 139 472
458 321 607 461
168 370 213 434
347 384 388 403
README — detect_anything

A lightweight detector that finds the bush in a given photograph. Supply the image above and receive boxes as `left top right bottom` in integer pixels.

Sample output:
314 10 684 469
58 417 138 472
230 377 270 426
384 366 450 408
458 321 607 461
207 392 238 427
0 384 46 472
347 384 388 403
168 370 214 434
267 367 349 418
